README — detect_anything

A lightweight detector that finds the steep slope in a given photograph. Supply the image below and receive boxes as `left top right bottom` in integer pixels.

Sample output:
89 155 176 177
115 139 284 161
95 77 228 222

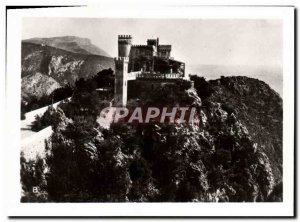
23 36 111 57
21 42 114 99
208 76 282 182
20 75 283 202
21 79 281 202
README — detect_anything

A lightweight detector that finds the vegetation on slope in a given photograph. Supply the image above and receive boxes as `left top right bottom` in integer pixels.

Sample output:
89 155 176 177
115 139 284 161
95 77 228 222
21 75 282 202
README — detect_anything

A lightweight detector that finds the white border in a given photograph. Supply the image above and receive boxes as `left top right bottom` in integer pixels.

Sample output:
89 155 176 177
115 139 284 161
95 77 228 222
4 5 294 217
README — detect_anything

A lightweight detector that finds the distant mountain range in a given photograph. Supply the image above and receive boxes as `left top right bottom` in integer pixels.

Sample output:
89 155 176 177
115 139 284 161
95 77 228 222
23 36 111 57
187 64 282 97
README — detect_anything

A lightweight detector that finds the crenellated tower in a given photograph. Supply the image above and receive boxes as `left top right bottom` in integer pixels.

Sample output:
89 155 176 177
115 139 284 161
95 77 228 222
114 35 132 106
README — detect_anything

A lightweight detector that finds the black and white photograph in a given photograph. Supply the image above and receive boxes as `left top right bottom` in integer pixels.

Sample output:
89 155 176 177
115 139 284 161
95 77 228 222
3 4 295 217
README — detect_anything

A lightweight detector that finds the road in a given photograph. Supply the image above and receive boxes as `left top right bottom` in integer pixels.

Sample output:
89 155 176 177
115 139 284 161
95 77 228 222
21 99 69 161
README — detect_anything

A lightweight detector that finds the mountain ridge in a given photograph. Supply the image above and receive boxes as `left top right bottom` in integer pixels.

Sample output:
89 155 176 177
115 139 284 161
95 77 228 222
23 36 111 57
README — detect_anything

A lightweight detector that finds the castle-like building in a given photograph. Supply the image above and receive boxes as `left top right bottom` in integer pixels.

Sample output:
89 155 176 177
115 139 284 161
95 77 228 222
115 35 186 106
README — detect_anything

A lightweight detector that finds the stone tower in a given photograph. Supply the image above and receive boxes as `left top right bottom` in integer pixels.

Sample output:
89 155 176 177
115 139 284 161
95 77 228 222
114 35 132 106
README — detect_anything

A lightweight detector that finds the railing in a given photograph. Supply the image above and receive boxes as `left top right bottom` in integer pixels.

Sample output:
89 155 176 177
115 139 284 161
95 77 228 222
128 71 142 75
127 71 140 80
136 72 182 79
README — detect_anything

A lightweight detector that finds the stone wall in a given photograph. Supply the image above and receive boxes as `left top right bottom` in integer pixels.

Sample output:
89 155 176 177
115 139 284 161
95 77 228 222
127 79 176 101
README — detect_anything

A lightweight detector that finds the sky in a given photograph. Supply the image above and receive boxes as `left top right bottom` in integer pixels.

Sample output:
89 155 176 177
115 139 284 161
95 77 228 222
22 17 282 70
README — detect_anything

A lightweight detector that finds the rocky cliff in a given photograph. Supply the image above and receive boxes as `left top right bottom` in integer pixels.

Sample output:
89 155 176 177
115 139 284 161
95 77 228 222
21 41 114 99
21 77 282 202
208 76 282 182
21 72 61 100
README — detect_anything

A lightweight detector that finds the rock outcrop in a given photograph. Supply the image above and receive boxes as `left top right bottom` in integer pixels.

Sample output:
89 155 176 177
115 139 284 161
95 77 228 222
21 72 61 99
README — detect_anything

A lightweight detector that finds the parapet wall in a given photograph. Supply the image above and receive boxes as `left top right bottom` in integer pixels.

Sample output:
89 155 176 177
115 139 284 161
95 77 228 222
159 45 172 51
118 35 132 48
132 45 153 48
118 35 132 39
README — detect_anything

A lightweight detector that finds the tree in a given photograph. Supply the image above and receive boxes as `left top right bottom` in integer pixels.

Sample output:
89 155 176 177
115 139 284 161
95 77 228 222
21 102 26 120
190 75 214 100
31 107 58 131
20 152 47 202
154 57 170 73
